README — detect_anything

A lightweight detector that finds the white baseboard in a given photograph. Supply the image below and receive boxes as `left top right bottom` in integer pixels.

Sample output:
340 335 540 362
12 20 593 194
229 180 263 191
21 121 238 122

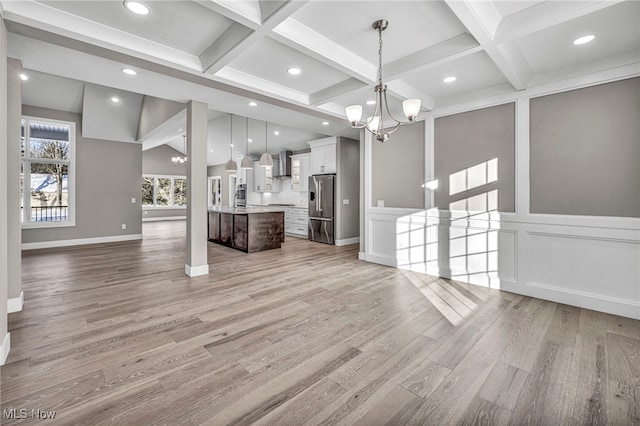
335 237 360 246
0 332 10 366
362 253 397 267
185 264 209 277
526 281 640 320
7 291 24 313
143 216 186 222
22 234 143 250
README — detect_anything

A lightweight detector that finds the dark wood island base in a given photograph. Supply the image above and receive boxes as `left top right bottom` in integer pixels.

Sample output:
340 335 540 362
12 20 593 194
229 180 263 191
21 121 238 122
208 208 285 253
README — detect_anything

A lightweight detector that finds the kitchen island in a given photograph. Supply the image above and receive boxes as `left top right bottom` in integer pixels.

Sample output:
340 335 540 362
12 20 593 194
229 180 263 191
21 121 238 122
208 207 285 253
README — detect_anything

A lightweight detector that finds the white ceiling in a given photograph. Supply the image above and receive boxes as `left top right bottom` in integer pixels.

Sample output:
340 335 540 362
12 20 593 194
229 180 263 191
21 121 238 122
4 0 639 166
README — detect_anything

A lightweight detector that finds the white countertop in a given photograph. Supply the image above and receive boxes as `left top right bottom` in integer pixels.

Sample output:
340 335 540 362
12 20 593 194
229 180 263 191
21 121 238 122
208 206 286 214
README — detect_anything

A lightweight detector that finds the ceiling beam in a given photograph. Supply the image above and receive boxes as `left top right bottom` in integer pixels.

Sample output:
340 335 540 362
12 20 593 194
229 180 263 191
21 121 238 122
271 18 377 84
495 0 626 42
444 0 530 90
386 79 435 111
193 0 262 30
384 33 482 80
309 78 367 106
202 0 309 75
199 23 253 73
2 1 202 71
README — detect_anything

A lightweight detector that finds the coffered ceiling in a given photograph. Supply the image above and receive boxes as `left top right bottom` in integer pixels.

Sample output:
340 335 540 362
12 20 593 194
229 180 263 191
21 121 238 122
3 0 639 165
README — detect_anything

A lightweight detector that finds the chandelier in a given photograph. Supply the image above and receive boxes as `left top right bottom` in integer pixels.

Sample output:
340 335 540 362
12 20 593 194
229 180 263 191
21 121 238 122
345 19 421 142
171 135 187 165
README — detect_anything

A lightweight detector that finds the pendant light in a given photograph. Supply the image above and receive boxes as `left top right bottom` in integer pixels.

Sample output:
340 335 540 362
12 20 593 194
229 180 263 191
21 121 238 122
259 121 273 168
225 114 237 172
345 19 421 142
240 117 253 169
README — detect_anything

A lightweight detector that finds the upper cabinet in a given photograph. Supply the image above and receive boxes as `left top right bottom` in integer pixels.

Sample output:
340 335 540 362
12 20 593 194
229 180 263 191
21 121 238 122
308 137 337 175
290 153 310 192
254 162 277 193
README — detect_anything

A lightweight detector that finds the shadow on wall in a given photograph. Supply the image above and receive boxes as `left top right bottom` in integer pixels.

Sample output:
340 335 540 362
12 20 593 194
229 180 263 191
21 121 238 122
396 158 502 324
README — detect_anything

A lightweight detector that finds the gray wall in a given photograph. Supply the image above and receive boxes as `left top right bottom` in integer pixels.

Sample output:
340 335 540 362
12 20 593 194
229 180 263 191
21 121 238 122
142 144 188 220
434 103 515 212
530 77 640 218
7 58 21 300
22 106 143 244
137 95 185 140
372 121 424 208
82 84 143 143
1 14 9 354
337 137 360 241
143 144 186 175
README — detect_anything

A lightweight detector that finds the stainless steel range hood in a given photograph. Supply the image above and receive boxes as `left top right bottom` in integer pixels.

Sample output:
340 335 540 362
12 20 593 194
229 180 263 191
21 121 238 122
273 150 292 179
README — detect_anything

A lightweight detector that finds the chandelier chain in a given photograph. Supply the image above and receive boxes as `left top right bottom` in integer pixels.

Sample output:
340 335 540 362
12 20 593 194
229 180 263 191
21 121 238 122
378 27 383 85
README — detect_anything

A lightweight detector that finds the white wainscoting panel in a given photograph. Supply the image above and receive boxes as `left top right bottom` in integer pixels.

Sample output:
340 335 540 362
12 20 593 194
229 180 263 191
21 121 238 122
363 208 640 319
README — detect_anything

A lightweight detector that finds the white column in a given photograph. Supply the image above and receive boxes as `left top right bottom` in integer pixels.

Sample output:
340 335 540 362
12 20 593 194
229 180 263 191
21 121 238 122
7 58 22 312
185 100 209 277
0 15 11 365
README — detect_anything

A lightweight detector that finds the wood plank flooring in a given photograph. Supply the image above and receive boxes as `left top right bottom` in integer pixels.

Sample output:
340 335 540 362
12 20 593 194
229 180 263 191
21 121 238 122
2 221 639 425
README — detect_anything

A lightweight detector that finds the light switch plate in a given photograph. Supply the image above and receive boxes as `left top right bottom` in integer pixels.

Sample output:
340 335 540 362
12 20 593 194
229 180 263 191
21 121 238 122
121 224 127 230
131 197 136 203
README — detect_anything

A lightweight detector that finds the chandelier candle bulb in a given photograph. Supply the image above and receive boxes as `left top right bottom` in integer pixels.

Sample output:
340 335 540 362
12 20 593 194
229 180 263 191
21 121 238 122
346 105 363 125
402 99 421 121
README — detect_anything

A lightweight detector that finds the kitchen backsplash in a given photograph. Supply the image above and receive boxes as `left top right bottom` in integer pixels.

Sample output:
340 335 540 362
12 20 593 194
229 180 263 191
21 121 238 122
259 178 307 206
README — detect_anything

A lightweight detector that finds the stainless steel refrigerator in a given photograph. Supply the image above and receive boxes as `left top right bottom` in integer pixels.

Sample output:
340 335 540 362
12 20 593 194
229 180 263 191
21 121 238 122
308 174 335 245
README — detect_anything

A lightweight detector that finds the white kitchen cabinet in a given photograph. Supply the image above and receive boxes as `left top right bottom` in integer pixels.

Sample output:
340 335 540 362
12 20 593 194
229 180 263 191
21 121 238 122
308 138 337 175
290 153 310 192
236 164 253 188
284 207 308 238
253 162 276 193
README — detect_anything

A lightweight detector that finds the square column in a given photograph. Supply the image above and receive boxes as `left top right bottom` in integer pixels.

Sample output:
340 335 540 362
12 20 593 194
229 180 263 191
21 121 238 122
185 100 209 277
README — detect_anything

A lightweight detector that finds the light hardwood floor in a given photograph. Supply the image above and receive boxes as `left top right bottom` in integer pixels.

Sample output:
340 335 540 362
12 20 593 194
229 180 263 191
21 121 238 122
2 221 639 425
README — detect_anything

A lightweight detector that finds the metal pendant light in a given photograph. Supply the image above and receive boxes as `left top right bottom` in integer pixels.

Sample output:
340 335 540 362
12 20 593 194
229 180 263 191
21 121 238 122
225 114 237 172
259 121 273 168
345 19 421 142
240 117 253 169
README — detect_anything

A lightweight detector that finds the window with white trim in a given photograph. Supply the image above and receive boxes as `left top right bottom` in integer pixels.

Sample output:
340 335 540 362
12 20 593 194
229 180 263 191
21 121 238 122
21 116 76 227
142 175 187 208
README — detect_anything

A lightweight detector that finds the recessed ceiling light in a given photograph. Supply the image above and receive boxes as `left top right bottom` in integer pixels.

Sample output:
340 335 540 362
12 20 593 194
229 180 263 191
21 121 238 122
210 149 214 152
124 0 150 15
19 73 28 81
248 138 252 143
322 121 329 126
366 100 376 105
110 96 121 103
443 76 457 83
121 68 137 76
248 101 257 107
273 131 280 136
230 144 234 147
178 128 183 132
573 34 595 45
287 67 302 75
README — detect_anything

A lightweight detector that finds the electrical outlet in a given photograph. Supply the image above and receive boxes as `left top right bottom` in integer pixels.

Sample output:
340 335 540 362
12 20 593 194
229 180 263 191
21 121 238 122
343 199 349 205
131 197 136 203
144 211 148 215
121 224 127 230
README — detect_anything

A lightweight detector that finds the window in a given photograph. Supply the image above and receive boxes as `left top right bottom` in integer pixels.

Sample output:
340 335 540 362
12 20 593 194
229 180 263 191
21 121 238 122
21 116 76 227
142 175 187 208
